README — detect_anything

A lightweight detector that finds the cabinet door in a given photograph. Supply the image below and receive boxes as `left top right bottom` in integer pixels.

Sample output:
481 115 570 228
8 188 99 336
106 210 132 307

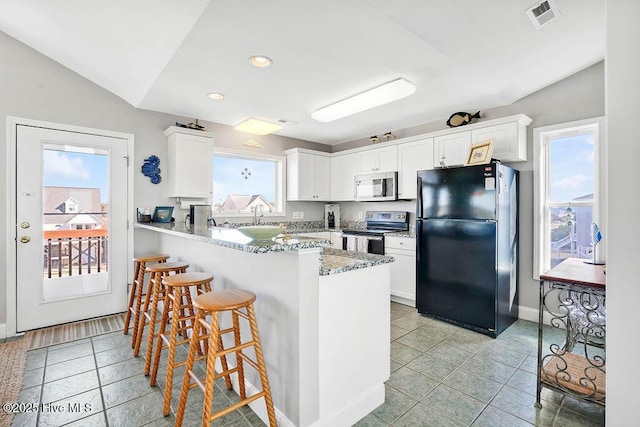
168 132 214 198
472 122 523 162
297 152 316 200
357 150 378 173
330 232 343 248
434 131 471 167
313 155 331 200
398 138 434 199
331 154 357 201
385 248 416 306
376 146 398 173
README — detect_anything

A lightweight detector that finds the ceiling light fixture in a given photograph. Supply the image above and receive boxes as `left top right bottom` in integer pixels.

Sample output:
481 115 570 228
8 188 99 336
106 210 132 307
208 93 224 100
249 55 272 68
235 118 282 135
311 78 417 123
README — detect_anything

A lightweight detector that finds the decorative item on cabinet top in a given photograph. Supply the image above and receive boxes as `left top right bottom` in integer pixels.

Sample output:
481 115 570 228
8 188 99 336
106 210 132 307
446 111 481 128
141 155 161 184
175 119 206 131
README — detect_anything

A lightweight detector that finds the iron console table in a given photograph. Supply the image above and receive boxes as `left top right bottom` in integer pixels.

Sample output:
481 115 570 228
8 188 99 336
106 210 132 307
535 258 606 408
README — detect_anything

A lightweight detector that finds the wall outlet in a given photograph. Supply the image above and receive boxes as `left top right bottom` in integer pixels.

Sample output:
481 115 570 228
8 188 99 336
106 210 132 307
299 211 304 219
358 211 363 219
292 212 300 220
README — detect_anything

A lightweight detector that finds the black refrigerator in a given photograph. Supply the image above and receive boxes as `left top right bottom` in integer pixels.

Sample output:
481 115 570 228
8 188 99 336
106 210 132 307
416 161 518 337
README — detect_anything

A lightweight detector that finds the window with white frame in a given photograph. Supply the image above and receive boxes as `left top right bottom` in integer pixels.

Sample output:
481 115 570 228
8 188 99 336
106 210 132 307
211 149 285 216
533 117 605 278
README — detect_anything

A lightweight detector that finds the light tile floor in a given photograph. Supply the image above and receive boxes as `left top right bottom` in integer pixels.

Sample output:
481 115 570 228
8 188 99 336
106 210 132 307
8 303 605 426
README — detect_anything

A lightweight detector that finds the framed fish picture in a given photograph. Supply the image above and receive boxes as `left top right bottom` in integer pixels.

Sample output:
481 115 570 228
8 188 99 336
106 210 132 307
465 138 495 166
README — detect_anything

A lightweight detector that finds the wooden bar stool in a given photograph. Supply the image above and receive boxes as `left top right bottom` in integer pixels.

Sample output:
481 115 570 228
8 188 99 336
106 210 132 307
175 289 277 427
149 272 214 415
133 261 189 374
124 254 169 348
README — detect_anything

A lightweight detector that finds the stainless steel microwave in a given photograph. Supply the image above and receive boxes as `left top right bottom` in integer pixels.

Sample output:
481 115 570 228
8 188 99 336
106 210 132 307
354 172 398 201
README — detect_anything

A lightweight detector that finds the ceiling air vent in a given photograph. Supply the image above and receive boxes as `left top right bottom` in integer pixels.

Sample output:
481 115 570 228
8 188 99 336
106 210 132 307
526 0 560 29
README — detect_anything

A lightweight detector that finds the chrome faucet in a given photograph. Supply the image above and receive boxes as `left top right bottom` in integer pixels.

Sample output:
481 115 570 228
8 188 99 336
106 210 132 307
253 205 264 225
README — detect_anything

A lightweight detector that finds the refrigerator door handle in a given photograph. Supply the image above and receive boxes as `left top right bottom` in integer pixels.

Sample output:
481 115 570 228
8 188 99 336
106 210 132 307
415 219 422 262
416 176 423 218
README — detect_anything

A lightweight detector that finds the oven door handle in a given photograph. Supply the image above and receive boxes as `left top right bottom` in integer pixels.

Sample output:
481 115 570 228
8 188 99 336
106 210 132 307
365 236 384 241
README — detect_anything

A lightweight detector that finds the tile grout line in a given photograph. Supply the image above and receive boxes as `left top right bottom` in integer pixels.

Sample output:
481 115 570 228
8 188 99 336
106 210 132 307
90 337 110 427
34 347 48 426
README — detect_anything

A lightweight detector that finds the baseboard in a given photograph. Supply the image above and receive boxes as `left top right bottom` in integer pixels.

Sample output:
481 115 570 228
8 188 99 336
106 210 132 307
518 305 539 323
518 304 558 327
0 323 6 340
390 294 415 307
311 383 385 427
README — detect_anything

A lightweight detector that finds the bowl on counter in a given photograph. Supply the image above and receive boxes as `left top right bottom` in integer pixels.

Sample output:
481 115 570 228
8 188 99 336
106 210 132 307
236 225 283 241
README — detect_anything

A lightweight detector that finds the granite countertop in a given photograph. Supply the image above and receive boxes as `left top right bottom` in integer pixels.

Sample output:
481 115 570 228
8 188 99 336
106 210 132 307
320 248 394 276
385 231 415 238
135 222 331 254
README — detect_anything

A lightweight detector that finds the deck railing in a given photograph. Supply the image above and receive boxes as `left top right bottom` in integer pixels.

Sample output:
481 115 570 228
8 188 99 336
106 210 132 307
43 229 109 278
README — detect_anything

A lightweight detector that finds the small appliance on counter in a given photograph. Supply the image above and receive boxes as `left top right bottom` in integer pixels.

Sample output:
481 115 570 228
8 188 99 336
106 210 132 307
186 204 215 227
325 204 341 229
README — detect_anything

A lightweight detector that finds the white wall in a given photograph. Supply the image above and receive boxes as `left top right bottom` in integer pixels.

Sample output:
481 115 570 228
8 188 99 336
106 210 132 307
605 0 640 422
0 31 328 326
334 62 605 312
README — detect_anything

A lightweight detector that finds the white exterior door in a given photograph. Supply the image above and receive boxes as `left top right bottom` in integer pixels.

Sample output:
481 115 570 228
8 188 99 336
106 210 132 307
16 125 129 331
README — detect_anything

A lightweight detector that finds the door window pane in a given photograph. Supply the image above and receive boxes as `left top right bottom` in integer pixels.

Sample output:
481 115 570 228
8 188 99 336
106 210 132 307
42 145 109 300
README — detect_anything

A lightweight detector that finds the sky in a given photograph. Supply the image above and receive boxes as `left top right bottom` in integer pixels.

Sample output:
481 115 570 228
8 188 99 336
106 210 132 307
212 156 276 205
43 149 109 202
549 133 594 202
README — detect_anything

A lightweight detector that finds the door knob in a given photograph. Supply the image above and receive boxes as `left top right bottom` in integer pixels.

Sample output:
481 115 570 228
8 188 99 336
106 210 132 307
20 222 30 229
20 236 30 243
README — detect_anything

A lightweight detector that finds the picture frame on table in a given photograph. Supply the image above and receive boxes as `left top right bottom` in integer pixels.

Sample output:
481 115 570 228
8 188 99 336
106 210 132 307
465 138 496 166
152 206 174 223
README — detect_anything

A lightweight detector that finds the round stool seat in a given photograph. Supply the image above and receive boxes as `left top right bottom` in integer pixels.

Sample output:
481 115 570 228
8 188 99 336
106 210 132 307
146 261 189 272
194 289 256 312
133 254 170 263
164 272 214 288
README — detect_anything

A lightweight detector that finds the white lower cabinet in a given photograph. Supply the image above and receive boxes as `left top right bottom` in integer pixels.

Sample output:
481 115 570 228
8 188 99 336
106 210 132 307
329 231 343 249
385 236 416 306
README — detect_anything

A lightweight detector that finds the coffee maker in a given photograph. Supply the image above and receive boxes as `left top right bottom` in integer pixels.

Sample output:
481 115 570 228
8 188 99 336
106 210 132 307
324 204 341 230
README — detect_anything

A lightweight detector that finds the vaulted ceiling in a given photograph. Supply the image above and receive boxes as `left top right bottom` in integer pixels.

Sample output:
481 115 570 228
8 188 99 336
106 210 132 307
0 0 605 145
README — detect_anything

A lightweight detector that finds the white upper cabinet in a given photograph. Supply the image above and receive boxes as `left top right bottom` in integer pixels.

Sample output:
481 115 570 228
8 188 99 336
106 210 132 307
434 132 472 168
331 153 358 201
285 149 331 201
433 114 532 167
356 145 398 174
164 126 214 198
471 121 526 162
398 138 434 199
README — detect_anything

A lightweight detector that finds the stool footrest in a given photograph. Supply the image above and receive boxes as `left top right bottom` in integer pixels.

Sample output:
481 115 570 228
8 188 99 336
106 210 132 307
210 391 266 422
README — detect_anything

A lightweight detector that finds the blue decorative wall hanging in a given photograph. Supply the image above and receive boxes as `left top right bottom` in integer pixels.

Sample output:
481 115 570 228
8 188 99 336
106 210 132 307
142 155 162 184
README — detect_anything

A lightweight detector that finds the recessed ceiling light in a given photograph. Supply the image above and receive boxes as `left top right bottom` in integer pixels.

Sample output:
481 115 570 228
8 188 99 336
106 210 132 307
249 55 272 68
311 78 417 123
208 93 224 100
235 118 282 135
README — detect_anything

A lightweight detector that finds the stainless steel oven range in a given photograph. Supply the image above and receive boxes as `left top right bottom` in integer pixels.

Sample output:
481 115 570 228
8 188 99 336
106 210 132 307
341 211 410 255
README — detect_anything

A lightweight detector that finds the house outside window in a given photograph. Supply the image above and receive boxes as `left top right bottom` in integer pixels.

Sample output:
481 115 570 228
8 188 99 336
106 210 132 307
533 117 606 278
212 149 285 216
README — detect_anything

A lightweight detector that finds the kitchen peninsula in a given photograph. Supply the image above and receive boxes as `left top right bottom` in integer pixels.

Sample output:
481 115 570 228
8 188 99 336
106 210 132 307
135 223 393 427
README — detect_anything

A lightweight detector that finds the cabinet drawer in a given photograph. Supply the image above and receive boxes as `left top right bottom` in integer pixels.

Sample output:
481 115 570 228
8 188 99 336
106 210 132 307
385 237 415 251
